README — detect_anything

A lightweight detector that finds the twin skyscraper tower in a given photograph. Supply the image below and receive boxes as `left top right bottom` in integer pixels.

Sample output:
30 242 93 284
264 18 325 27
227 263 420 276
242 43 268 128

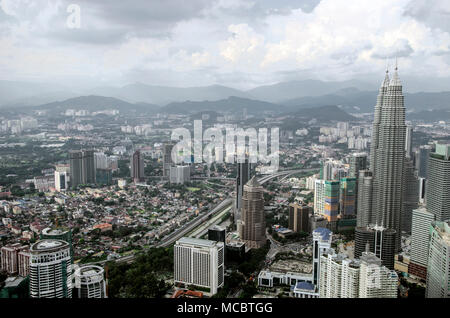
355 65 407 269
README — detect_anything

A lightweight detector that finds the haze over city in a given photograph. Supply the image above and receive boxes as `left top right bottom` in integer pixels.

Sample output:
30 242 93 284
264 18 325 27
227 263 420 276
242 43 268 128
0 0 449 307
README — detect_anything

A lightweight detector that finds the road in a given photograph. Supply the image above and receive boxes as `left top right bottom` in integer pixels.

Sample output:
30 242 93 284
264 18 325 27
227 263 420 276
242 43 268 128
157 198 233 247
87 167 318 266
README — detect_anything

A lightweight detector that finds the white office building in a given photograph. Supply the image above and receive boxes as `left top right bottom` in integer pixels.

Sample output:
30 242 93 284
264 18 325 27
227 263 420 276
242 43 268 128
312 227 332 288
30 240 72 298
409 207 435 280
74 265 107 298
170 165 191 184
174 237 224 295
54 171 68 192
359 252 398 298
319 250 361 298
426 220 450 298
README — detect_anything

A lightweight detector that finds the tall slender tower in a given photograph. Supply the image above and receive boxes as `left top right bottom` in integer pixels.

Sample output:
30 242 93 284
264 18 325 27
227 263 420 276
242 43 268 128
369 69 390 173
130 150 144 183
239 176 265 249
372 64 406 251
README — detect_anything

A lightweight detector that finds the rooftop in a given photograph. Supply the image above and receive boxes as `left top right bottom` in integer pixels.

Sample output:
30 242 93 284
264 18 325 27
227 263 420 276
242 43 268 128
294 281 315 292
31 239 68 252
313 227 332 241
177 237 219 248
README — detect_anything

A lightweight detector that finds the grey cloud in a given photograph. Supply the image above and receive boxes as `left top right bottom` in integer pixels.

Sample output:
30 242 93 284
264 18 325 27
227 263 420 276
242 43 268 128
371 39 414 59
404 0 450 33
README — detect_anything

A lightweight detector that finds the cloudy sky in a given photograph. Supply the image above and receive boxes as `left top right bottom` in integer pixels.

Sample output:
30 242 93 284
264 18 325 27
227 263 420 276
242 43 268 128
0 0 450 90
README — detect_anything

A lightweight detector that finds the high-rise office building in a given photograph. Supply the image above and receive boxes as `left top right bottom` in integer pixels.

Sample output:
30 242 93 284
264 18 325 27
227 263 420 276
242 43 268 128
94 152 108 170
208 225 226 244
356 170 373 227
130 150 144 183
312 227 332 287
319 250 360 298
74 265 107 298
426 143 450 221
69 150 95 188
350 153 367 217
319 247 397 298
354 225 396 270
339 177 356 219
96 168 112 186
235 159 253 217
29 240 72 298
358 251 398 298
54 171 68 192
349 152 368 178
163 143 174 178
418 177 426 204
415 145 433 179
82 149 95 184
425 220 450 298
289 203 310 233
41 227 73 261
174 237 224 295
324 180 340 222
409 207 435 280
169 165 190 184
69 150 83 188
405 125 413 159
239 176 265 249
401 157 419 234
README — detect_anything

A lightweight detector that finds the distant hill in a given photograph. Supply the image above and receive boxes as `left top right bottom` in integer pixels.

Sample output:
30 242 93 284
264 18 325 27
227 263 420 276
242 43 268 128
17 95 160 113
246 79 375 103
162 96 281 114
283 90 450 113
407 109 450 122
90 83 251 105
288 105 358 122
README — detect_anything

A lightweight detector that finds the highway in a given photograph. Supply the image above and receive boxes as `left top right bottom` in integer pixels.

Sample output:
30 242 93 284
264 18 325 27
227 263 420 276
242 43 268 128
157 198 233 247
86 167 318 266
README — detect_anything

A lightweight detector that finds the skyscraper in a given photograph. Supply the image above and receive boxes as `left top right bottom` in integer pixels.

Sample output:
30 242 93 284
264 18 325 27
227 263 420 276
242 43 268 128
405 125 413 159
425 143 450 221
354 225 396 270
312 227 332 287
29 240 72 298
82 149 96 184
174 237 224 296
339 177 356 219
358 251 398 298
356 170 373 227
69 150 96 188
130 150 144 183
289 203 310 233
69 150 83 188
41 227 73 261
415 145 433 179
409 207 435 280
239 176 266 249
163 143 174 178
357 66 407 262
425 220 450 298
349 152 368 178
324 180 340 222
74 265 107 298
401 157 419 234
235 159 253 217
371 65 406 251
